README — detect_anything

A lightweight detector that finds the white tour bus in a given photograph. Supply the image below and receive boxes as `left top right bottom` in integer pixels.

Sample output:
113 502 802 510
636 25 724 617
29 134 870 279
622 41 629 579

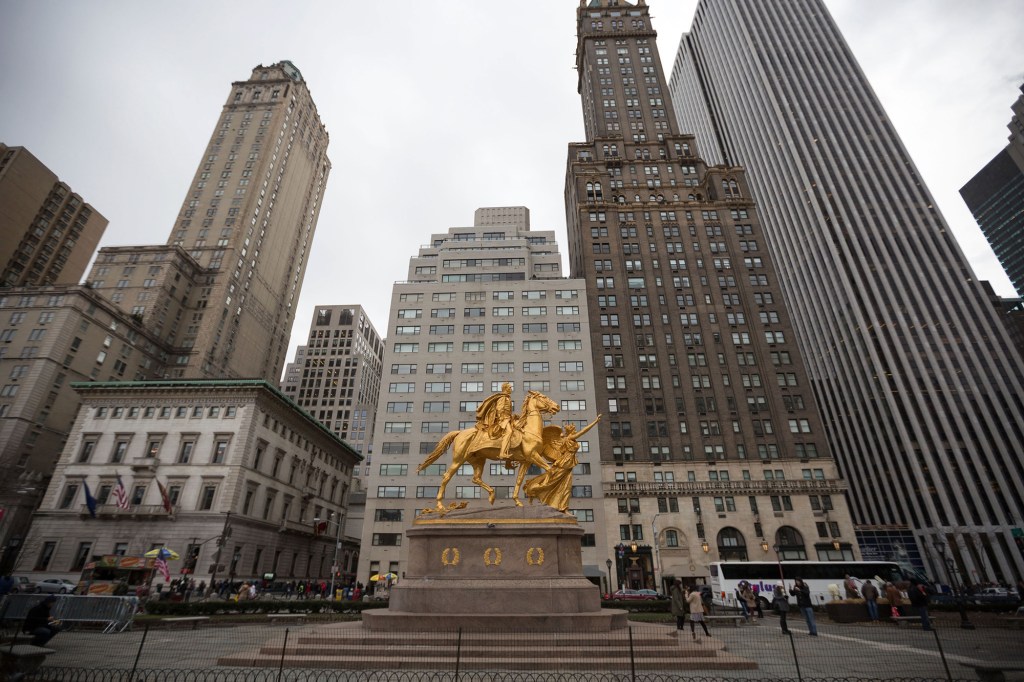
709 560 922 609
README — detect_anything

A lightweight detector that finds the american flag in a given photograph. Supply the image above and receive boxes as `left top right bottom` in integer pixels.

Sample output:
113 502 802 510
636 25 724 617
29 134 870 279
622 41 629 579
154 547 171 582
112 473 131 510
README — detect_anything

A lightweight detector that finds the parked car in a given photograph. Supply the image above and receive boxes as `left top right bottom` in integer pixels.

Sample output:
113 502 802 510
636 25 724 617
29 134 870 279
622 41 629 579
611 589 658 601
34 578 77 594
968 587 1021 607
9 576 36 593
637 589 665 599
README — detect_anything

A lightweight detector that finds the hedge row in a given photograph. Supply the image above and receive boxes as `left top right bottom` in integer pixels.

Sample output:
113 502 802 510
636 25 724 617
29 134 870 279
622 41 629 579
144 599 388 616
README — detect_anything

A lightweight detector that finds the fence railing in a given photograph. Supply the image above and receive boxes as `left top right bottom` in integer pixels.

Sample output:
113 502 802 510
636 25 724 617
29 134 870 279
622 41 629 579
0 594 138 633
4 608 1021 681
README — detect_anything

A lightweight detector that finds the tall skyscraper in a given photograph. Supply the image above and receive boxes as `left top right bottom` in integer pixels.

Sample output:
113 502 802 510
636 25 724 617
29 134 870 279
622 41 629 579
86 61 330 382
358 207 607 586
961 83 1024 298
0 143 108 287
567 0 854 591
282 304 384 463
669 0 1024 580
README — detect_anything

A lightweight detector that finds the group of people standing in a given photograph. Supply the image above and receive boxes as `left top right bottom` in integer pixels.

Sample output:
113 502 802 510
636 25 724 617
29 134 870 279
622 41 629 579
669 580 711 640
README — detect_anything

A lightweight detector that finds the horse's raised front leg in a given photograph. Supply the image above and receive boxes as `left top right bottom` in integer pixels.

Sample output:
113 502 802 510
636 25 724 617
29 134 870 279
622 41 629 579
470 457 496 504
436 463 460 511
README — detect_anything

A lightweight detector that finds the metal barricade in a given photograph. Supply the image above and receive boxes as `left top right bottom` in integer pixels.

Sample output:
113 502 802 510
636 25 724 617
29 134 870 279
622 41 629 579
0 594 138 633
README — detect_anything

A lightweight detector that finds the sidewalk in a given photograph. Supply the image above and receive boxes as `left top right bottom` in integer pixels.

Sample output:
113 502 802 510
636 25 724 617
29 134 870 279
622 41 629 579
31 613 1022 680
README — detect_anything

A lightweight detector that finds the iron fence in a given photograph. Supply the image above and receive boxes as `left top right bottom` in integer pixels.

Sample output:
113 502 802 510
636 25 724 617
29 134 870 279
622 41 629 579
6 609 1020 682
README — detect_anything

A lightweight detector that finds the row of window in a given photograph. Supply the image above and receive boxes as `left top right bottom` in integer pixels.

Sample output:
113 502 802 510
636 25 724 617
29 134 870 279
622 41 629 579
93 405 238 419
394 323 582 335
397 290 578 303
377 485 594 499
391 362 584 376
393 340 583 353
396 306 580 319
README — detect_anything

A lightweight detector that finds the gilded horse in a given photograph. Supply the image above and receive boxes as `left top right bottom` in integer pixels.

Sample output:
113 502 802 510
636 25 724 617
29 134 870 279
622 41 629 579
418 390 561 511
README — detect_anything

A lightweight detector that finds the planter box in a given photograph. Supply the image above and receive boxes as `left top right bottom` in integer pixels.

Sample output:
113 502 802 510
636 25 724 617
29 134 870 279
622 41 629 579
825 601 870 623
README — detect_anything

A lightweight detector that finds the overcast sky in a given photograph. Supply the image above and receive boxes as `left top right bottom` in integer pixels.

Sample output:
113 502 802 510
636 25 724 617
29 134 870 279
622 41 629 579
2 0 1021 379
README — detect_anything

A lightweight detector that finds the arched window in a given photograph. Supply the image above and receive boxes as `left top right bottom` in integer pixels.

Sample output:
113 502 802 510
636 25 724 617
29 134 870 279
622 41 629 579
717 527 748 561
665 530 679 547
775 526 807 560
594 183 603 200
729 179 740 197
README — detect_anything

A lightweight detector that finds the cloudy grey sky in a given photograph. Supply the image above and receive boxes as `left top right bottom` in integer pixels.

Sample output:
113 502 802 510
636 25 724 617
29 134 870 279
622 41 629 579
1 0 1021 378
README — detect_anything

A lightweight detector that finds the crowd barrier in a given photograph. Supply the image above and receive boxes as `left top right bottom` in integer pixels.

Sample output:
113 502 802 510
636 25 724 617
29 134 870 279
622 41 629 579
0 594 138 634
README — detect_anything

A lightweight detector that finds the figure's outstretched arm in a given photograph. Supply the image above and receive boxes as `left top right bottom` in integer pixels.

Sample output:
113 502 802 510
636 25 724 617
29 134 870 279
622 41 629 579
573 414 602 440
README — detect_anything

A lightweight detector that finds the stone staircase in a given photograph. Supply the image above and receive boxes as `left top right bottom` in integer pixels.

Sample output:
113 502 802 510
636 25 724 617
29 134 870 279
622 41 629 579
216 622 759 672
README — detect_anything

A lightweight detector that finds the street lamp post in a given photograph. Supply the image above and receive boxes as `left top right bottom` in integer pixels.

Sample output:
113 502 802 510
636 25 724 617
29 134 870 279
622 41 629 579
605 558 613 596
328 512 343 600
652 513 664 593
936 542 974 629
772 544 785 584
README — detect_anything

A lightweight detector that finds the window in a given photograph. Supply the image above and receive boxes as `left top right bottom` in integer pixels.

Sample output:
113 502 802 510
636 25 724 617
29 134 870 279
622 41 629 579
59 483 80 509
34 542 56 571
377 486 406 498
379 464 408 476
212 437 230 464
71 542 93 571
199 485 217 510
177 438 196 463
77 439 97 463
110 439 129 463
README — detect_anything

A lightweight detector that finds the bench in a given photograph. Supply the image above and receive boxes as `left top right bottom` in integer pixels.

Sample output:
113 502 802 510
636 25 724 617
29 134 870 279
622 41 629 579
966 662 1024 682
890 616 922 627
161 616 210 629
998 616 1024 630
705 614 746 627
266 613 307 625
0 644 56 682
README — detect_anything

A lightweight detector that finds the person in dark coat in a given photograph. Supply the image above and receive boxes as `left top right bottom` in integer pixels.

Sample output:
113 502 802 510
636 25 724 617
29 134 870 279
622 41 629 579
772 582 790 634
861 579 880 622
907 579 932 631
23 596 61 647
789 577 817 636
669 579 688 630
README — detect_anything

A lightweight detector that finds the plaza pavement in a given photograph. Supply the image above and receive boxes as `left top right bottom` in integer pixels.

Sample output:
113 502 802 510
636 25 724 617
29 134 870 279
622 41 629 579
29 611 1024 680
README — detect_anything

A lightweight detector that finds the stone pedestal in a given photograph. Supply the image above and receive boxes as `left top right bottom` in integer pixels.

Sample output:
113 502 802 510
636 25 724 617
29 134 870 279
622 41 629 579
362 503 627 632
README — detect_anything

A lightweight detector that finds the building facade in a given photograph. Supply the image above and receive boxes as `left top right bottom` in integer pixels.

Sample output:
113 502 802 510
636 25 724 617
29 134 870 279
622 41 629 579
19 380 361 586
961 83 1024 298
567 0 854 591
0 287 169 572
358 207 609 588
282 305 384 462
0 144 108 288
86 61 330 382
669 0 1024 581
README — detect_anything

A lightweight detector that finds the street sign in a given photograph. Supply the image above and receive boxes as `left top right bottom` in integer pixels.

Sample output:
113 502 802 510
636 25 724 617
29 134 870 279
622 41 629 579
1012 528 1023 538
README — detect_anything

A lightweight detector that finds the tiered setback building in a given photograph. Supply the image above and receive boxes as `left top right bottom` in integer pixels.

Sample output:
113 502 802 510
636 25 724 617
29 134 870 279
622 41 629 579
566 0 854 590
281 305 385 544
669 0 1024 580
20 380 361 584
85 61 330 382
0 144 108 288
1 62 341 576
358 207 609 587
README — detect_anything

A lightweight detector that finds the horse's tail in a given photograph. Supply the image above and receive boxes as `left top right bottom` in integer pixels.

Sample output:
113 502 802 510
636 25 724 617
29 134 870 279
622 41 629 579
418 430 459 471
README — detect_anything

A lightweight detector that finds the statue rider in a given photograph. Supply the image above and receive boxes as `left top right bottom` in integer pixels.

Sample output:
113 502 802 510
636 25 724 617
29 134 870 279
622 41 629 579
476 382 515 459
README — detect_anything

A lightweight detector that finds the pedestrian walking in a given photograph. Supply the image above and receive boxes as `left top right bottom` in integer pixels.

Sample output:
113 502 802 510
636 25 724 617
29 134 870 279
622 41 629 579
884 581 903 618
669 579 688 630
789 577 817 636
861 579 880 621
772 582 790 634
739 581 756 622
736 581 751 621
685 586 711 640
907 579 932 631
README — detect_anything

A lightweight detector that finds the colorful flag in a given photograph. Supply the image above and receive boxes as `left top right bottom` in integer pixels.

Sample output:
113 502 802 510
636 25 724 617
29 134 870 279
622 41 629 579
83 481 98 518
154 547 171 582
112 474 131 510
314 520 327 536
156 479 174 515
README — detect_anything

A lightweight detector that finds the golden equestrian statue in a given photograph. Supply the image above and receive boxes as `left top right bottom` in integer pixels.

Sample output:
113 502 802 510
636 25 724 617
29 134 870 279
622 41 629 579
418 386 601 514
